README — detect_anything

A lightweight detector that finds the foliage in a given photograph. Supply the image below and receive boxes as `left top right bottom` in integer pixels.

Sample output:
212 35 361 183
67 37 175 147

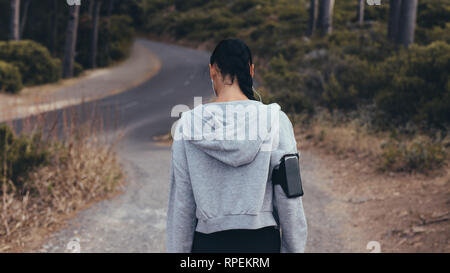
0 125 50 193
0 60 22 93
375 41 450 128
142 0 450 130
322 74 358 110
380 137 447 172
77 15 135 68
0 40 61 85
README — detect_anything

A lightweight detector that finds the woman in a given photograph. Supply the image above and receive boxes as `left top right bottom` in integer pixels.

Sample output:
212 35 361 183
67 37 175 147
166 39 307 253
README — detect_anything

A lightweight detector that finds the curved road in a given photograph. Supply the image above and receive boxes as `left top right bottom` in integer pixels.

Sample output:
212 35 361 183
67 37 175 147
38 40 212 252
33 39 355 253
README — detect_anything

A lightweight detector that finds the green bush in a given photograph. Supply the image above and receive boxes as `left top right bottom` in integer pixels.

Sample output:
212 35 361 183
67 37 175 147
0 125 50 193
417 0 450 29
107 16 135 61
418 23 450 45
0 40 61 85
271 91 313 114
322 74 358 110
78 15 135 69
230 0 262 13
0 61 22 94
263 55 303 92
174 0 209 11
375 41 450 127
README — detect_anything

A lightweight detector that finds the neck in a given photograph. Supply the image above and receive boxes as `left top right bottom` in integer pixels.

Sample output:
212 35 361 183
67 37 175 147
215 84 249 102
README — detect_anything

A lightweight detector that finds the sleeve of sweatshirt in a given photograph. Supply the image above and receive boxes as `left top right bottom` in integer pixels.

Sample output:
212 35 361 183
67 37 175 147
271 111 308 253
166 123 197 253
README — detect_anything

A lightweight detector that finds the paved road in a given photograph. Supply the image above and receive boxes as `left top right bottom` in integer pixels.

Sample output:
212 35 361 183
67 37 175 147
31 39 355 253
37 40 212 252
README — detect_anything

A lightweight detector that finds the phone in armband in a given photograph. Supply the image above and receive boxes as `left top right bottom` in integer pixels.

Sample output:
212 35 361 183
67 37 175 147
272 153 304 198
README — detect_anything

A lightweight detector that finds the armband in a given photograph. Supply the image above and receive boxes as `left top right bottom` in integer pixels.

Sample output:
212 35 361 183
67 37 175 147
272 153 304 198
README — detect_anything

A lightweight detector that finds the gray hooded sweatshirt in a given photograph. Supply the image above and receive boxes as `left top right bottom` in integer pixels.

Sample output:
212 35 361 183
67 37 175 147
166 100 307 253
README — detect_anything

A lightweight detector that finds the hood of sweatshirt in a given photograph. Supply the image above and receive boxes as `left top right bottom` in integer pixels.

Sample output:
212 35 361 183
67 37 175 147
180 100 281 168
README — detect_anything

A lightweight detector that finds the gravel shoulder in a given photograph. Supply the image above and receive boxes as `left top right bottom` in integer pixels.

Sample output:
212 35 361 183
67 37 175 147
0 39 161 123
299 132 450 253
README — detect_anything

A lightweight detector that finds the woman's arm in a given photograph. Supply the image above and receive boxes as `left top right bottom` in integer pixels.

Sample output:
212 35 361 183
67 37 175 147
271 111 308 253
273 184 308 252
166 133 197 253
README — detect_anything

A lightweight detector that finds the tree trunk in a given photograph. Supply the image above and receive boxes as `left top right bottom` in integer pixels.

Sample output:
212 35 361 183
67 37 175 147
398 0 418 46
318 0 335 36
19 0 30 39
357 0 364 26
388 0 402 41
63 5 80 78
104 0 115 65
10 0 20 41
107 0 114 16
89 0 101 69
307 0 319 37
88 0 94 17
50 0 58 56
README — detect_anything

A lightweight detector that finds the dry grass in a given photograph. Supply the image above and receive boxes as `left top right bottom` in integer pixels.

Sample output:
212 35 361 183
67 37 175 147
306 119 384 158
0 107 124 252
295 111 450 252
296 111 384 158
295 110 449 173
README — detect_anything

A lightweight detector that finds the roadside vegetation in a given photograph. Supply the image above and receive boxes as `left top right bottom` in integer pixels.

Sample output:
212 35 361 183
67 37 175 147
0 1 137 252
140 0 449 173
0 112 123 252
0 0 136 93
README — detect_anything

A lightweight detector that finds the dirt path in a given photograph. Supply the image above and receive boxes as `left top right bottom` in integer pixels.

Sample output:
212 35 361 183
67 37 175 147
300 135 450 253
301 149 370 252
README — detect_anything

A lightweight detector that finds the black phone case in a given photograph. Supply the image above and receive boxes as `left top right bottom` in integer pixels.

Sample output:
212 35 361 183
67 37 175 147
272 154 304 198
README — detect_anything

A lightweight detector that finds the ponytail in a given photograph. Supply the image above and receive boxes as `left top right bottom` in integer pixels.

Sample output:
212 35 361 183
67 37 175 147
210 39 256 100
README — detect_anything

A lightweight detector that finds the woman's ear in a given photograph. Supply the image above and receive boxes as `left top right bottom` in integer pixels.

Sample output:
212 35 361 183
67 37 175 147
209 63 214 80
250 64 255 78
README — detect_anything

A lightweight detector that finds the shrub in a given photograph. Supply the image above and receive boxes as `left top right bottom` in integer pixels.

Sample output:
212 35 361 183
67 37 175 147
0 125 50 193
104 15 135 63
78 15 135 68
380 137 447 172
271 91 314 114
417 0 450 29
0 61 22 94
321 74 358 110
319 54 376 101
263 55 304 93
375 41 450 128
174 0 209 11
0 40 61 85
73 62 84 77
230 0 262 13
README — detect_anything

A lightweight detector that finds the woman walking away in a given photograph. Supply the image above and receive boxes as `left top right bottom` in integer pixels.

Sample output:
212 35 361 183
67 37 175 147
166 39 307 253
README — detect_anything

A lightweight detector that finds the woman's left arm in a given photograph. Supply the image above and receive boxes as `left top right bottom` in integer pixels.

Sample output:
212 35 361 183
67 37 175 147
166 137 197 253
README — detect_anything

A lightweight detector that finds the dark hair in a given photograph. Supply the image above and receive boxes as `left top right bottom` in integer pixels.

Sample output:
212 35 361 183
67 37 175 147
210 39 256 100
